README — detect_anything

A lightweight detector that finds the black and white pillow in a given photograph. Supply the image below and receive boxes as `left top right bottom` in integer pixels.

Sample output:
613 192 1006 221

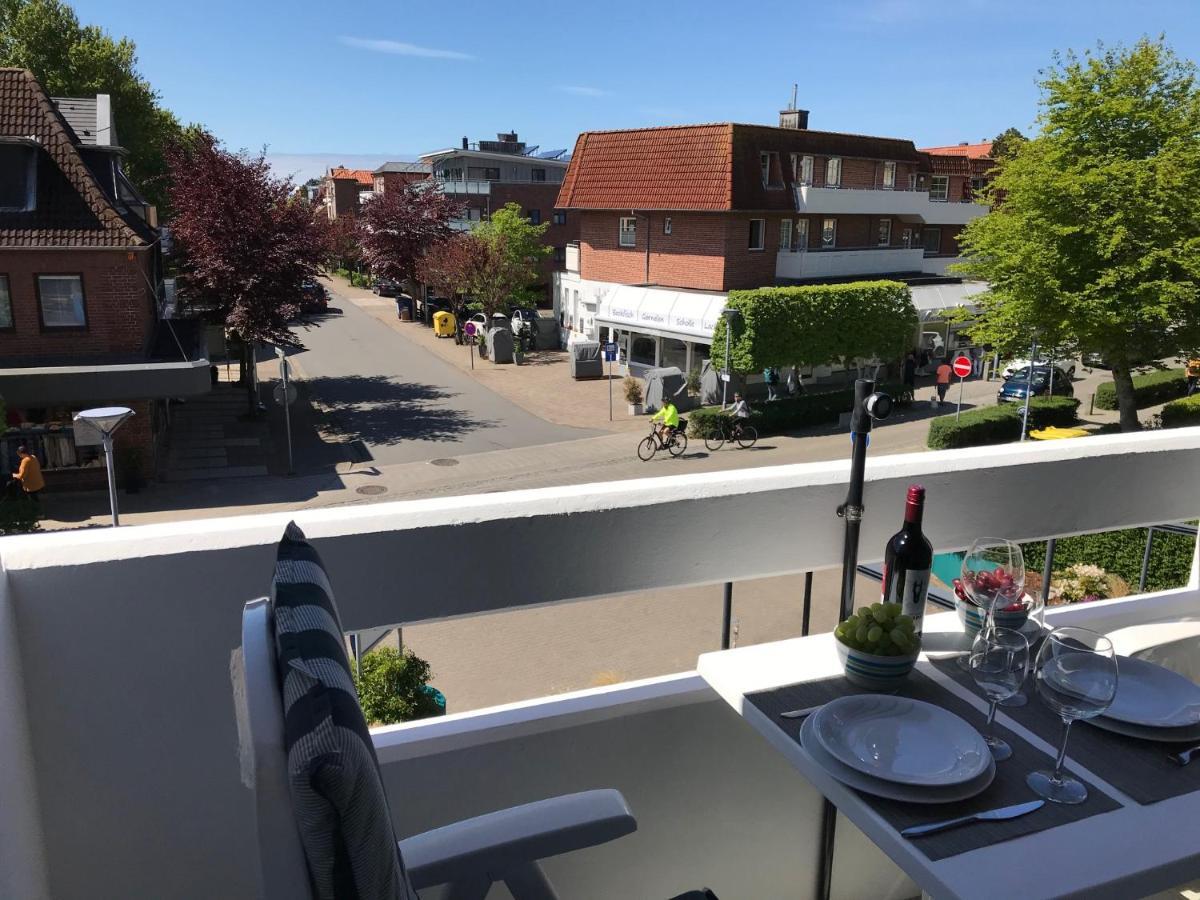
271 522 416 900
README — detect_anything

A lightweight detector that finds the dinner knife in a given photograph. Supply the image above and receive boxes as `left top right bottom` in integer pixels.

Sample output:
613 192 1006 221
901 800 1045 837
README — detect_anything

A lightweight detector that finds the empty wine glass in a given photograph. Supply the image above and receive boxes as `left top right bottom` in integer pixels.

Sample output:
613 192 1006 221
961 538 1026 637
968 627 1030 761
1028 627 1118 805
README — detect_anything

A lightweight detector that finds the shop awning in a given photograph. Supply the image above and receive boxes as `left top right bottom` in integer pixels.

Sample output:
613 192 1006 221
910 281 988 322
595 285 727 342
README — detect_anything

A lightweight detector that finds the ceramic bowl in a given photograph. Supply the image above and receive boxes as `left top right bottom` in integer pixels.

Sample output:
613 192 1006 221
955 597 1030 636
835 638 920 691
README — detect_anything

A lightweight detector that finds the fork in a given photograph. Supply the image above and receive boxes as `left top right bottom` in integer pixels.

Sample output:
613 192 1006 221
1168 742 1200 766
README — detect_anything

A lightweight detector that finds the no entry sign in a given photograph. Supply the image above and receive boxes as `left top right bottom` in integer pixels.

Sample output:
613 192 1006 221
952 355 972 378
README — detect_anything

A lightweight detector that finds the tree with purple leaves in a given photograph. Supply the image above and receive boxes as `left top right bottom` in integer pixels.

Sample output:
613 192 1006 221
357 185 462 287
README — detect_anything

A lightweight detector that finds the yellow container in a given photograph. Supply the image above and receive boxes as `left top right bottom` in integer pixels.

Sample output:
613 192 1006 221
432 310 456 338
1029 426 1090 441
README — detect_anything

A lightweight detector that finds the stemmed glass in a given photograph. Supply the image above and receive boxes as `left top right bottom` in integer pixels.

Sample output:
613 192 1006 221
960 538 1026 637
1028 627 1119 804
968 627 1030 761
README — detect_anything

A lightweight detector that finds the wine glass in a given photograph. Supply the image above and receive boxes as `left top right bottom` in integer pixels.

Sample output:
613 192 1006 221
1027 627 1119 804
998 585 1043 708
968 627 1030 761
961 538 1026 637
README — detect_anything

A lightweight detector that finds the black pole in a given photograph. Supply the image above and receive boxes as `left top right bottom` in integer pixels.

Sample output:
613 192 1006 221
1139 527 1156 593
721 582 733 650
801 571 814 637
837 379 875 623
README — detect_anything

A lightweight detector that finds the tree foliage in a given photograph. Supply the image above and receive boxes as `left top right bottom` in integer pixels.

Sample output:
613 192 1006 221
164 133 328 347
416 233 487 300
0 0 192 211
357 186 461 286
352 646 443 726
990 127 1028 160
710 282 917 374
955 38 1200 431
465 202 551 314
323 214 361 271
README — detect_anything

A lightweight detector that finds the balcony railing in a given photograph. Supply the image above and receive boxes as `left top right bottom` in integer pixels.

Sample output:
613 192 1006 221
794 184 932 217
776 245 926 280
2 429 1199 898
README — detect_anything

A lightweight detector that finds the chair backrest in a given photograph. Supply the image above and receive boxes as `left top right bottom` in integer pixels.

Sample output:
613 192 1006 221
239 597 314 900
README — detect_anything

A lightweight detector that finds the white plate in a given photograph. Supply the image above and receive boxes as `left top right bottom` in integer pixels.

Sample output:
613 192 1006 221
1087 714 1200 744
1103 655 1200 728
812 695 991 787
801 713 996 804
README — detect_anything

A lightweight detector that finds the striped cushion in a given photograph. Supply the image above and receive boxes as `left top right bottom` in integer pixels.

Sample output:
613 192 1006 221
271 522 416 900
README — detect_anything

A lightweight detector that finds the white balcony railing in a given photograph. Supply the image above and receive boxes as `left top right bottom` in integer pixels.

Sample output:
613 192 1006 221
2 430 1200 898
776 246 926 280
922 199 989 225
794 184 931 217
564 242 580 273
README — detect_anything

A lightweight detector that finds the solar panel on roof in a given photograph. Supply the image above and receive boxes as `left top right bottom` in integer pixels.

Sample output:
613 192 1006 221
534 149 569 159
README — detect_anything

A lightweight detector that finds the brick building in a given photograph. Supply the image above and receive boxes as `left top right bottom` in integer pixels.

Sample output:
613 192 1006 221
553 109 993 378
372 161 430 195
318 167 375 219
0 68 210 489
415 133 579 306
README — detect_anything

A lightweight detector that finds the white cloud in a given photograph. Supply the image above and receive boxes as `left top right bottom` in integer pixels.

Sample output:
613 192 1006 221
338 36 474 60
556 85 610 98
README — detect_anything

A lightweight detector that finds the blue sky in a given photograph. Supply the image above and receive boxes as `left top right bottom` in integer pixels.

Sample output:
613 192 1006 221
73 0 1200 182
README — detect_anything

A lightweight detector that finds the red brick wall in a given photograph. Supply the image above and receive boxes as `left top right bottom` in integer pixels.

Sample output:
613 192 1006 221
0 248 156 359
579 211 730 291
922 223 967 256
722 215 780 290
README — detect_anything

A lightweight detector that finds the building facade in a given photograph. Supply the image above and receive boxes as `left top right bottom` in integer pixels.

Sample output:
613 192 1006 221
372 161 431 195
0 68 210 489
553 112 993 377
318 167 375 219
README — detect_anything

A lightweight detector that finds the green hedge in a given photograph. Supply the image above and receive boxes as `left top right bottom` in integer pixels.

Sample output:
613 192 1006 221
688 382 907 439
1094 368 1186 410
926 397 1080 449
1160 394 1200 428
1022 527 1196 594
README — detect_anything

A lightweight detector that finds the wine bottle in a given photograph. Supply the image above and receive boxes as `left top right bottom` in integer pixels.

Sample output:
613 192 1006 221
880 484 933 637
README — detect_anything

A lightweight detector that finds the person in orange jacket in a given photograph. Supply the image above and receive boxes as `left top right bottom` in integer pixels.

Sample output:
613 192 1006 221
12 445 45 508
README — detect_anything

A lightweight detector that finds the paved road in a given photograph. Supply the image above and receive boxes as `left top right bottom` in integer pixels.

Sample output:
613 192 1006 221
284 283 597 470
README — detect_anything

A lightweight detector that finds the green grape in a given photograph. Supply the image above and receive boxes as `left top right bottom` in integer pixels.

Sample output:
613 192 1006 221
884 602 902 618
867 625 883 644
889 626 909 646
896 615 914 630
871 607 890 625
845 615 861 632
870 602 884 614
855 625 869 644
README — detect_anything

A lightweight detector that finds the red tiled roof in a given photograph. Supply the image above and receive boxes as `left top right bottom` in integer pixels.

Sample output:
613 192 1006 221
0 68 147 248
329 167 375 186
557 122 927 211
919 142 993 159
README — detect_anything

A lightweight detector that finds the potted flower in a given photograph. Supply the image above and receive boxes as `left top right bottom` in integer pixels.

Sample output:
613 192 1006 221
623 376 644 415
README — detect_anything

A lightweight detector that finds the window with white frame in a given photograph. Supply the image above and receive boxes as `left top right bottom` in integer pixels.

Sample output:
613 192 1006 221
0 275 11 329
909 173 918 190
760 152 783 187
882 161 896 189
779 218 792 250
825 157 841 187
748 219 765 250
801 155 813 184
929 175 949 202
922 227 942 254
619 216 637 247
821 218 836 248
877 219 892 246
663 216 672 235
37 275 86 328
795 218 809 250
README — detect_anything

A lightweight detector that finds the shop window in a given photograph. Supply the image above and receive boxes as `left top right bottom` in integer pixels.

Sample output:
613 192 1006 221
630 335 656 367
662 338 688 372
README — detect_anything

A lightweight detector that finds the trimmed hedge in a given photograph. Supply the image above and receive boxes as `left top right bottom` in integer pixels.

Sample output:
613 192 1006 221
1022 527 1196 594
926 397 1080 450
1160 393 1200 429
1094 368 1186 410
688 383 906 439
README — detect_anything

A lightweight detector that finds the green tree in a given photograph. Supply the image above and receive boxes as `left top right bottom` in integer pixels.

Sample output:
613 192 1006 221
990 127 1028 160
710 282 917 378
352 646 443 726
466 202 551 315
0 0 189 210
955 38 1200 431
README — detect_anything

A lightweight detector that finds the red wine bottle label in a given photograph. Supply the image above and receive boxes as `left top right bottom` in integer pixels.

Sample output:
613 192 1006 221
883 566 931 634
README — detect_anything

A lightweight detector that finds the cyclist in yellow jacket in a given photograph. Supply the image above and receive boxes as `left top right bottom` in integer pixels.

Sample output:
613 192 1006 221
651 399 679 444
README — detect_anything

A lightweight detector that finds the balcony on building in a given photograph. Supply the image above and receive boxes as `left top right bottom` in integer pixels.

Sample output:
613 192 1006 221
3 430 1200 899
793 183 932 218
564 241 580 273
776 245 928 281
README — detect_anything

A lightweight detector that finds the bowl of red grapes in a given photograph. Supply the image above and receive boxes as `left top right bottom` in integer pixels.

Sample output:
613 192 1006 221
953 569 1030 635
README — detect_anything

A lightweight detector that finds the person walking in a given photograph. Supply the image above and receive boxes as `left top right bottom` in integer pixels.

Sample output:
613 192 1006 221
763 367 779 401
935 360 952 404
1186 357 1200 397
12 445 44 511
902 352 917 401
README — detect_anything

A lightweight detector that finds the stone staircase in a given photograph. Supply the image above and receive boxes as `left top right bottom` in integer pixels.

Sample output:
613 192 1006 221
164 384 271 481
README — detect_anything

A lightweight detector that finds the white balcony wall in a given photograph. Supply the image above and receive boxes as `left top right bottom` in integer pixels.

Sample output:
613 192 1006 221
920 255 965 276
922 200 988 225
794 185 931 217
437 179 491 195
564 242 580 273
776 247 926 280
2 430 1200 898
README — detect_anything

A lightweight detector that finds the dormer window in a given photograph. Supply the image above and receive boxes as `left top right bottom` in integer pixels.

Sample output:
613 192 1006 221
0 143 37 212
760 152 783 188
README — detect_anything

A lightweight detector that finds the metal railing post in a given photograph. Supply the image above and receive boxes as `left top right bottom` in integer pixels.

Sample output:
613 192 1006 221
1140 527 1156 593
1041 538 1057 613
721 582 733 650
801 571 814 637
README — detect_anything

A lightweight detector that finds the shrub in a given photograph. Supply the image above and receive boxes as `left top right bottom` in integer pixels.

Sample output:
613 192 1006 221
1160 393 1200 428
926 397 1080 449
687 383 906 438
1022 527 1196 594
352 646 443 726
1094 368 1186 410
623 376 644 405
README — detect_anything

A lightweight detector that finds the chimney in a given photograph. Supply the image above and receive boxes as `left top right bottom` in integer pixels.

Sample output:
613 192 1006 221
778 84 808 129
462 136 469 150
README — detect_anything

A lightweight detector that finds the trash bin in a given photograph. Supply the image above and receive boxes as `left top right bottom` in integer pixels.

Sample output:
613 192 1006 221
433 310 456 338
396 295 412 320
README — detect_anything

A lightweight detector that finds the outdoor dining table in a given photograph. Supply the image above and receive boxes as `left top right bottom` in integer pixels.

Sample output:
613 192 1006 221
696 611 1200 900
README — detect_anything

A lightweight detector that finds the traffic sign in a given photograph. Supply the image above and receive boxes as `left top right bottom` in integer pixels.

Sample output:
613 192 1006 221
952 355 972 378
464 322 477 337
603 341 617 362
273 383 297 405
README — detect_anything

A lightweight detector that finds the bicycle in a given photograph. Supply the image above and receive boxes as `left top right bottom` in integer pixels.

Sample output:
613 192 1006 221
637 420 688 461
703 418 758 451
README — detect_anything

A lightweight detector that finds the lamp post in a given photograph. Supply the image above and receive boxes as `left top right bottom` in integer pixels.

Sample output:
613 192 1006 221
73 407 134 527
720 307 740 408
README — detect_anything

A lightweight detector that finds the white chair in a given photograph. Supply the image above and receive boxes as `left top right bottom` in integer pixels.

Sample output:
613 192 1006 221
236 597 638 900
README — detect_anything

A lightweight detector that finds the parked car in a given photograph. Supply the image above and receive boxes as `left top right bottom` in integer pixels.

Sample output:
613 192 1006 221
1003 358 1076 380
510 307 540 337
1082 352 1111 370
298 280 328 314
465 312 489 335
373 279 399 297
997 366 1075 403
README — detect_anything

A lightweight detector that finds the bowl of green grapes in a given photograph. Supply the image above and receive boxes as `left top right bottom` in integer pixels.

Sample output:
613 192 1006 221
834 602 920 690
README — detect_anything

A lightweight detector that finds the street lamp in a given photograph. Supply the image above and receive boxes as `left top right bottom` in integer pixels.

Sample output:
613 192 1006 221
73 406 134 526
720 307 741 408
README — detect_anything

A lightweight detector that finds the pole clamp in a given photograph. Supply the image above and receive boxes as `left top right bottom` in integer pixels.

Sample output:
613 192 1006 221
837 503 863 522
